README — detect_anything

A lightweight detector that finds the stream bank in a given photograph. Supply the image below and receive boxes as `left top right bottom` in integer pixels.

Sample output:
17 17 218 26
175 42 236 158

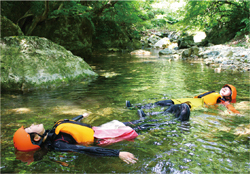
131 30 250 73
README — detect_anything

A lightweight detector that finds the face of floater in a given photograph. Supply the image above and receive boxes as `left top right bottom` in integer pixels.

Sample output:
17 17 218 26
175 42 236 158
25 124 45 135
220 86 232 97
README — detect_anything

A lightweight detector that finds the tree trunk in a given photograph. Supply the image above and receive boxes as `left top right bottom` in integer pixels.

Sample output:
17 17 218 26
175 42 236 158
26 1 49 36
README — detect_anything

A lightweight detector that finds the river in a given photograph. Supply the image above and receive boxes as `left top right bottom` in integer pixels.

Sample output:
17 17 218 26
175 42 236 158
1 50 249 173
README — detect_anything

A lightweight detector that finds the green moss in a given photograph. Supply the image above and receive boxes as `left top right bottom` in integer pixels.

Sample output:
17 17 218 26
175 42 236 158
0 15 24 37
1 36 97 91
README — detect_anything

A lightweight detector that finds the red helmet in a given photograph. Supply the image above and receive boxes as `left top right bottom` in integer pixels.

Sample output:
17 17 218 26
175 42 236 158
223 84 237 103
13 126 40 152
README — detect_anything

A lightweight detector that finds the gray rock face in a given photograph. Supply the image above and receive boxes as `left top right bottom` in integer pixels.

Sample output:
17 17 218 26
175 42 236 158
178 35 195 49
198 45 250 72
159 48 174 55
1 36 97 91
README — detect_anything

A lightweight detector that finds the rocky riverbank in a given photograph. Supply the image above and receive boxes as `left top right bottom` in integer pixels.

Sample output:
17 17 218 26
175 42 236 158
197 45 250 73
176 44 250 73
132 31 250 73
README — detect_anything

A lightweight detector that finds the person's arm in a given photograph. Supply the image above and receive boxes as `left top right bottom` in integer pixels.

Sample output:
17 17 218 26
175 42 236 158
222 102 240 114
53 141 137 164
53 140 119 156
219 100 240 114
71 113 89 121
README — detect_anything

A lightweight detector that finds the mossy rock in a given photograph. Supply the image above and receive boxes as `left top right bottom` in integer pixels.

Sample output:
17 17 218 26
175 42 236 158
0 36 98 91
0 15 24 37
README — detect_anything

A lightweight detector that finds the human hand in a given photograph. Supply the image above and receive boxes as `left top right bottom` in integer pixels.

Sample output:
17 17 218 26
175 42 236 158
82 113 89 118
119 151 138 164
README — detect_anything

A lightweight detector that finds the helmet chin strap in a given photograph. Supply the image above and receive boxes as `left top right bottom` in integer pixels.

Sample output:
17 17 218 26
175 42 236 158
29 130 49 146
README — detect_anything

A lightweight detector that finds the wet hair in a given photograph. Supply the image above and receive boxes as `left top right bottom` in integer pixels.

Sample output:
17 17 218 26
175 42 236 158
33 148 48 161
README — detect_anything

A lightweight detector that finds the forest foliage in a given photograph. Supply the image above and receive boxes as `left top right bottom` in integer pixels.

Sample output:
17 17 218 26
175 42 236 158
1 0 249 50
180 0 249 37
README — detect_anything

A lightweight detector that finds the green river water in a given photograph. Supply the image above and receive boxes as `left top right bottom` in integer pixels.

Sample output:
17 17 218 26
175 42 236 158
1 51 250 173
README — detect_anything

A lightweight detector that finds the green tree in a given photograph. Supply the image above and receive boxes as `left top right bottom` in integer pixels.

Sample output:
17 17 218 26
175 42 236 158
91 1 147 49
180 0 249 43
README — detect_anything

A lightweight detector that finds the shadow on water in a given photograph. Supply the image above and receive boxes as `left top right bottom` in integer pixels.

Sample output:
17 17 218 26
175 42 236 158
1 52 250 173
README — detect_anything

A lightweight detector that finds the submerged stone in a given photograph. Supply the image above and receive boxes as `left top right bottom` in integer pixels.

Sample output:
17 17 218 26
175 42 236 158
1 36 98 91
159 48 174 55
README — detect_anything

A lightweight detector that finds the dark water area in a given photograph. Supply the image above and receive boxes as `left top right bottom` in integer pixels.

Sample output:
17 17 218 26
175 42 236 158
1 51 250 173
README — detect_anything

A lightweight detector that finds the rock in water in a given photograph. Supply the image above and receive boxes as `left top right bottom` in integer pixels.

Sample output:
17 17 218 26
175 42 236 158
0 36 97 91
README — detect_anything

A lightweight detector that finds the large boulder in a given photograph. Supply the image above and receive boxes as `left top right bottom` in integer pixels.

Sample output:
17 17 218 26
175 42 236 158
159 48 175 55
154 37 170 49
182 46 200 58
0 36 97 91
1 16 24 37
148 35 161 47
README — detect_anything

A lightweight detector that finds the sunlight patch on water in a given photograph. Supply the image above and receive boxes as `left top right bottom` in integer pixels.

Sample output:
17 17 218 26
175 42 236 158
131 86 151 91
52 106 90 116
99 71 121 78
8 108 31 114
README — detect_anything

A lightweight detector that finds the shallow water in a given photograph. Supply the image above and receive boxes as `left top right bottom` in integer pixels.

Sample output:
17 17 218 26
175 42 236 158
1 51 250 173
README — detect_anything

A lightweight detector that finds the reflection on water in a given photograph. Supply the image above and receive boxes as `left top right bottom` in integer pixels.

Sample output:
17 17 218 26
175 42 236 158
1 52 250 173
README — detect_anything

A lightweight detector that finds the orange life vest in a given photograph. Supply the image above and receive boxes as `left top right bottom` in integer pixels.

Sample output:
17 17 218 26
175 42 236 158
194 91 222 105
53 120 94 145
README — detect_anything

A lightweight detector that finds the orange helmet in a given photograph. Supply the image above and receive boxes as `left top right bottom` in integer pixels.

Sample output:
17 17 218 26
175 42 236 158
223 84 237 103
13 126 40 152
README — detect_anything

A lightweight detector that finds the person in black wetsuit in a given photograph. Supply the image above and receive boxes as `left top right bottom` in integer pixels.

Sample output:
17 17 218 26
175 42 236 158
126 100 191 122
16 114 138 164
125 84 239 119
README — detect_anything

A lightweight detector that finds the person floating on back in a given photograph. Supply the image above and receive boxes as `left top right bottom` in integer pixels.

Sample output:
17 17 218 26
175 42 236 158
13 114 138 164
126 84 239 121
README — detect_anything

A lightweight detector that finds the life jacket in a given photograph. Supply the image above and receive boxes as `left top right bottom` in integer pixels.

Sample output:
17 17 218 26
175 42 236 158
171 98 204 110
194 91 222 105
53 119 94 145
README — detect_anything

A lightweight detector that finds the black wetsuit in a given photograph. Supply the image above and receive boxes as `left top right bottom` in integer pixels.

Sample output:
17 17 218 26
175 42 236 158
45 132 120 157
129 100 191 121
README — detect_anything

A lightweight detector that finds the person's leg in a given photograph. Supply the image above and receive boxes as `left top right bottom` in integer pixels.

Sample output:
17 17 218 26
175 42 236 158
155 100 174 106
123 119 161 131
126 100 174 109
137 103 190 122
126 101 155 109
123 120 142 126
163 103 190 121
137 109 164 119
